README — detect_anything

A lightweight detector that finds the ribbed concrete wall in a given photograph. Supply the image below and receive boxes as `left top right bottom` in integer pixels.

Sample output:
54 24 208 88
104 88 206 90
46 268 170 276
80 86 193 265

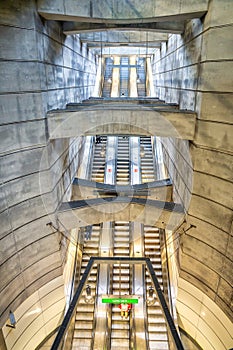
0 1 97 341
177 278 233 350
151 0 233 347
159 137 192 212
2 276 65 350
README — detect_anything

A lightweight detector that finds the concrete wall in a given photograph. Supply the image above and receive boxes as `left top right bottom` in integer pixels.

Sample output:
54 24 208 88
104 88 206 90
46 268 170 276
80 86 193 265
159 137 193 212
2 276 65 350
0 2 97 346
151 0 233 348
152 18 203 110
187 0 233 326
37 0 208 21
177 278 233 350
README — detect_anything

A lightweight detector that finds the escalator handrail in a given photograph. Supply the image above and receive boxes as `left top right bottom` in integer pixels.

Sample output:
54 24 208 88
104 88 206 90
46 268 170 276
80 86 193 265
51 259 93 350
51 257 184 350
145 258 184 350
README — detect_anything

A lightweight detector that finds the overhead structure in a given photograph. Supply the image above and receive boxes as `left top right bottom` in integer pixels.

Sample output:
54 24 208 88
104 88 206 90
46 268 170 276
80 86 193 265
37 0 208 23
47 98 196 140
79 31 168 48
62 21 185 35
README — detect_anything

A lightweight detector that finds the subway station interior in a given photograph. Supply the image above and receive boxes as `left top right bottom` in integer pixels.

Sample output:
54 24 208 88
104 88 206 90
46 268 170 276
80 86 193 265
0 1 232 349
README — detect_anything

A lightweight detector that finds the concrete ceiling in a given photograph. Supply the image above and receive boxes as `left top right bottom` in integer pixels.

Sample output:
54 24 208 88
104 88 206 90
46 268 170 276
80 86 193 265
37 0 208 23
62 21 185 35
79 31 168 49
79 31 168 44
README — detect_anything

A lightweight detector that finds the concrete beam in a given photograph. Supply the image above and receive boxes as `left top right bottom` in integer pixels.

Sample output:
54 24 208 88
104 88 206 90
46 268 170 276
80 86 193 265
87 42 161 49
93 47 157 55
63 21 185 35
47 103 196 140
80 31 168 44
38 0 208 24
111 57 120 97
58 197 184 231
71 178 173 202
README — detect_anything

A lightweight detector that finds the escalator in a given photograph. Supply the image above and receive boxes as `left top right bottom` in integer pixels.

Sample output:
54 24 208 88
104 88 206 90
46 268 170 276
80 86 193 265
110 137 131 348
140 136 156 183
140 136 169 349
119 57 129 97
137 58 146 97
91 136 107 183
144 225 169 350
102 57 114 97
116 136 130 185
110 221 131 350
72 224 102 349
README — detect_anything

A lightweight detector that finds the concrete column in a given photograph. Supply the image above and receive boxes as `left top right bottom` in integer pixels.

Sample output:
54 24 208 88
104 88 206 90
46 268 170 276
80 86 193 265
130 136 141 185
146 57 156 97
0 330 7 350
111 56 120 97
152 137 168 180
129 56 138 97
93 57 105 97
63 228 79 310
77 136 93 180
104 136 117 184
164 229 179 327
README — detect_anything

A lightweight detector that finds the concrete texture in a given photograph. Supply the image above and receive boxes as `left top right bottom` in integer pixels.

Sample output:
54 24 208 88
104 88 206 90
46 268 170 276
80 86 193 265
71 178 173 202
47 102 196 140
151 2 233 330
80 31 168 46
0 0 233 349
38 0 208 22
0 0 97 336
58 198 184 231
63 21 185 35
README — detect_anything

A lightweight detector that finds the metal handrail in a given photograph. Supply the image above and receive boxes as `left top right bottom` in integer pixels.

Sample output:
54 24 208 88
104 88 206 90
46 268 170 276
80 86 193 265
51 257 184 350
51 259 93 350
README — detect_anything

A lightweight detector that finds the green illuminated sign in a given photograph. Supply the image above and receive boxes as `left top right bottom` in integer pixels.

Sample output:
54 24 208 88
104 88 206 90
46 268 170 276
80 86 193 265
102 298 138 304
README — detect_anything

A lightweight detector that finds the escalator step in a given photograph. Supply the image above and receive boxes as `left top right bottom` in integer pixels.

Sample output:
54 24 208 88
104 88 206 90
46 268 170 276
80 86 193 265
73 330 92 338
148 341 169 350
72 338 92 349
